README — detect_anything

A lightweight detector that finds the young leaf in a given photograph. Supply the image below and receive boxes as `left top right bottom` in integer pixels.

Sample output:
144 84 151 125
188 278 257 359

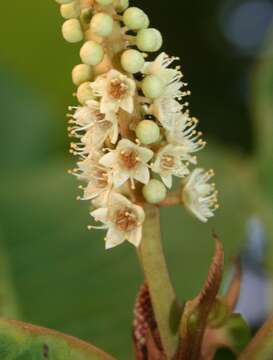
0 318 115 360
133 283 166 360
177 236 224 359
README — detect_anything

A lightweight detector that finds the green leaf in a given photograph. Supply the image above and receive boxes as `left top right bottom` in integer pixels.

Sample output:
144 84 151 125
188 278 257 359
0 318 115 360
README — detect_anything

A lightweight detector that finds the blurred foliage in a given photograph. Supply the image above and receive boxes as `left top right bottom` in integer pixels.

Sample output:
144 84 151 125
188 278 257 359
0 0 272 359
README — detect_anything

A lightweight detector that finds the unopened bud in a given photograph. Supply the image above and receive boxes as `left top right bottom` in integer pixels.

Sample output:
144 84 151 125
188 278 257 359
113 0 129 12
142 75 165 99
96 0 113 5
90 13 114 37
136 120 160 145
60 2 80 19
76 82 95 104
121 49 144 74
123 7 149 31
143 179 167 204
80 41 104 66
62 19 83 43
72 64 93 86
136 28 163 52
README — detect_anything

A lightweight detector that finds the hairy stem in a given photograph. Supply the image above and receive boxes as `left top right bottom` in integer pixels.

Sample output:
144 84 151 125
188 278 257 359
138 205 181 358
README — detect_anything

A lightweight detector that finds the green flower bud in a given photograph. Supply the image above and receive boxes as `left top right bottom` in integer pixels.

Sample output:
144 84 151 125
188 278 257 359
136 28 163 52
60 2 80 19
96 0 113 5
90 13 114 37
113 0 129 12
80 41 104 66
76 82 95 104
142 75 165 99
123 7 149 31
121 49 144 73
136 120 160 144
143 179 167 204
62 19 83 43
56 0 73 4
72 64 93 86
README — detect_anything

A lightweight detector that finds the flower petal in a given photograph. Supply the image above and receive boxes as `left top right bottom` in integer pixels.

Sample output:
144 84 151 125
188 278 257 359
105 227 125 249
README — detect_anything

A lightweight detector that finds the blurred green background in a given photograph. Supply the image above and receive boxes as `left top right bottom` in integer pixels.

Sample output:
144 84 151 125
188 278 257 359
0 0 273 358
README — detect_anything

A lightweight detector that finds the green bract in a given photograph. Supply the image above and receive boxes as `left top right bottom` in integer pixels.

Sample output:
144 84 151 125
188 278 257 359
80 41 104 66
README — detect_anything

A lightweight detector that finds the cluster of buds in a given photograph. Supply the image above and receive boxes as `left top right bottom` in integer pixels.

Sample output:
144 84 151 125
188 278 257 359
56 0 218 249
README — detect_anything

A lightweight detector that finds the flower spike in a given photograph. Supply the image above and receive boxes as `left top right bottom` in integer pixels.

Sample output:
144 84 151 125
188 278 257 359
55 0 218 248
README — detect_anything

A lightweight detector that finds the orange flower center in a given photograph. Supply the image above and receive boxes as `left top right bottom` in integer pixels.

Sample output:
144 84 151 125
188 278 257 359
109 79 128 99
119 149 138 169
115 208 137 231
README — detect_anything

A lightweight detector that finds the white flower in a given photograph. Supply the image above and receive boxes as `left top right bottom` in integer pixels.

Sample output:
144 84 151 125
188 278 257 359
73 151 103 181
149 97 183 129
81 164 113 206
182 168 218 223
151 144 190 188
91 193 145 249
69 100 119 150
166 113 205 157
142 52 182 85
99 139 153 188
90 69 136 114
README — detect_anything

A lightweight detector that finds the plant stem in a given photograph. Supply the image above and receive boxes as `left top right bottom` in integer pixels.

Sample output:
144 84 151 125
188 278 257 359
138 205 181 359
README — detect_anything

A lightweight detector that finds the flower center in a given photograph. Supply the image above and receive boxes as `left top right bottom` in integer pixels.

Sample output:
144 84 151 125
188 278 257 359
109 79 128 99
119 149 138 169
161 154 175 170
114 208 137 231
92 168 109 188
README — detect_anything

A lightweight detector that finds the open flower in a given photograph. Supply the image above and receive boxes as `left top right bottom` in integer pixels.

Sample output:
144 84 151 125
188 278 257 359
181 168 218 223
80 163 113 206
91 69 136 114
91 193 145 249
150 96 183 129
151 144 190 188
142 52 182 85
99 139 153 188
166 113 205 157
70 100 119 148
